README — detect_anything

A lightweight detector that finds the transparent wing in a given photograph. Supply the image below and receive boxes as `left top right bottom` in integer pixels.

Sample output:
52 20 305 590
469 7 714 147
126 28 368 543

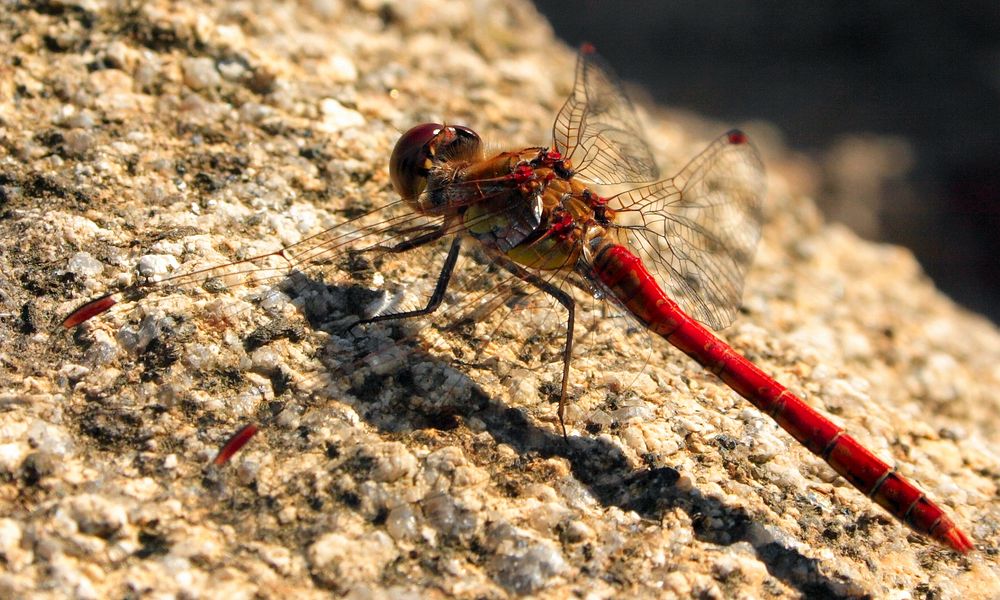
56 170 592 406
60 175 534 333
552 44 659 185
608 130 766 330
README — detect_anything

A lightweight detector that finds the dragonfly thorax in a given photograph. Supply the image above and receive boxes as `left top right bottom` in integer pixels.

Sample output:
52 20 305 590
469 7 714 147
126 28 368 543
458 148 614 273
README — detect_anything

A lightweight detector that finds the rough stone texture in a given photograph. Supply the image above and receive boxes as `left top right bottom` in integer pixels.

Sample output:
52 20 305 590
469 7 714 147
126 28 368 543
1 1 998 598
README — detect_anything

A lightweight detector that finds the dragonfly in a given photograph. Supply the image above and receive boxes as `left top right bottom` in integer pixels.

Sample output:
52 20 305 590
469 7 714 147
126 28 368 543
61 44 972 553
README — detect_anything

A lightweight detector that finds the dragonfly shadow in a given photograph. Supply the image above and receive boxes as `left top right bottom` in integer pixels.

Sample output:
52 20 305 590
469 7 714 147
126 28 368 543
241 272 849 597
326 343 852 598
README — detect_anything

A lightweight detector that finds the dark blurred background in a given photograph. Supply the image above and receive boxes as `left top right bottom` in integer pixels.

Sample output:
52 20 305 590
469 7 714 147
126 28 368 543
534 1 1000 324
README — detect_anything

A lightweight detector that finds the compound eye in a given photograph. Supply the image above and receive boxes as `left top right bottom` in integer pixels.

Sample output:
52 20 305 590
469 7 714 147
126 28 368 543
389 123 442 201
450 125 481 146
439 125 482 162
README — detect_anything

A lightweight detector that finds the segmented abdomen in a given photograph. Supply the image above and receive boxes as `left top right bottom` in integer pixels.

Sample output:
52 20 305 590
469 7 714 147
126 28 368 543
591 242 972 552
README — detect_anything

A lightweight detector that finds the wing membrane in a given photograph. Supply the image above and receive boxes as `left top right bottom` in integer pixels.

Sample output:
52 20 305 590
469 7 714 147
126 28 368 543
552 45 658 185
609 131 766 330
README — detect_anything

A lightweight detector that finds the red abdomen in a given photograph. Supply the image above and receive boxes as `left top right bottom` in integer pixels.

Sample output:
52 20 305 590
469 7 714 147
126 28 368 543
591 243 972 552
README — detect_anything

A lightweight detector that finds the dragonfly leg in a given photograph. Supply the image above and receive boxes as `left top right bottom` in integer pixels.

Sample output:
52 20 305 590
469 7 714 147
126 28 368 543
360 236 462 323
372 223 447 253
493 256 576 439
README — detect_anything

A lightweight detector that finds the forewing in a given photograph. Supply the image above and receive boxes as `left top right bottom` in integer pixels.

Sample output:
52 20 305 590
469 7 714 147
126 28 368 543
552 45 658 185
608 131 766 330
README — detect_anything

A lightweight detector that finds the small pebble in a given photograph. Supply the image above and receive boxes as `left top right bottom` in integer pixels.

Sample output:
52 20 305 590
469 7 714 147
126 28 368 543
182 57 221 90
137 254 179 280
66 252 104 277
319 98 365 133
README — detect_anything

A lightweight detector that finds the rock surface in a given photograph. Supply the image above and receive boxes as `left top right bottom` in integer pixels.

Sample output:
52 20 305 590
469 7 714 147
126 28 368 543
1 0 998 598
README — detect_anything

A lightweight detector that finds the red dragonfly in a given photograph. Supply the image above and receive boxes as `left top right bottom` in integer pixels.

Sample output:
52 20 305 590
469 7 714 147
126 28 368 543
62 44 972 553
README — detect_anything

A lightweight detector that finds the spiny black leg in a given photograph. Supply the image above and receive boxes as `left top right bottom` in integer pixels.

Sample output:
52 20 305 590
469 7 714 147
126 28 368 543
360 236 462 324
493 256 575 440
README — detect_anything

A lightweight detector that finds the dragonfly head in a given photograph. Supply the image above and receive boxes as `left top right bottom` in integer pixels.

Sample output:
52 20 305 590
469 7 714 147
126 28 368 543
390 123 482 207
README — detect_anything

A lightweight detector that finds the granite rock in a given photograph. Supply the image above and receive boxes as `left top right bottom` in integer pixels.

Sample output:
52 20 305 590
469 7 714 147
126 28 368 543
1 0 998 598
